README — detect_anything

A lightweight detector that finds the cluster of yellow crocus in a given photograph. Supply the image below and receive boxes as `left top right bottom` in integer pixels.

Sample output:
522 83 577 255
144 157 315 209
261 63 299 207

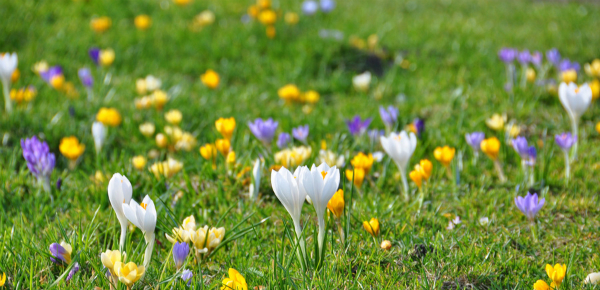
90 16 112 33
165 215 226 256
534 264 566 290
277 84 320 105
201 69 220 90
345 152 374 188
409 159 432 190
153 112 197 152
274 146 312 168
59 136 85 161
10 86 36 105
149 158 183 179
135 90 169 110
96 107 122 127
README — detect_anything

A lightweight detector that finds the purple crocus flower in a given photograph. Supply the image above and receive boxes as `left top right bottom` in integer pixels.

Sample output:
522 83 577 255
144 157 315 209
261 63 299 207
181 269 193 286
517 50 531 65
292 125 309 143
546 48 561 66
527 146 537 166
465 132 485 152
379 106 398 127
56 178 62 190
21 136 55 192
531 51 542 67
412 118 425 136
368 129 384 143
40 66 63 84
49 243 69 264
346 116 372 136
498 48 517 63
173 242 189 269
512 136 531 159
302 0 319 15
514 192 545 221
555 132 576 151
248 118 278 144
277 132 291 148
66 262 80 282
559 59 580 72
89 47 101 65
78 68 93 87
320 0 335 12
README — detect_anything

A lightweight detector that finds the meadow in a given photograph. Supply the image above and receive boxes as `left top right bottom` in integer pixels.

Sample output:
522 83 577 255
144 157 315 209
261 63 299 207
1 0 600 289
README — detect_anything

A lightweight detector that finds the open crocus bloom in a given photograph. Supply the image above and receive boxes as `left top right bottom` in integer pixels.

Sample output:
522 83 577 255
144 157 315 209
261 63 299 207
206 227 226 251
101 249 121 275
49 241 72 264
559 82 592 121
380 131 417 196
190 225 209 252
114 261 145 287
123 195 157 239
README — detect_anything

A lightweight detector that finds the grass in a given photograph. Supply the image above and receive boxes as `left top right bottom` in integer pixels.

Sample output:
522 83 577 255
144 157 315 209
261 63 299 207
1 0 600 289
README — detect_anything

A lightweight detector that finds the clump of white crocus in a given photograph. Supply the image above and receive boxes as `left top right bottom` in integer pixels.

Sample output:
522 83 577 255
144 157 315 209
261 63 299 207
380 131 417 200
558 82 592 161
108 173 133 251
123 195 157 268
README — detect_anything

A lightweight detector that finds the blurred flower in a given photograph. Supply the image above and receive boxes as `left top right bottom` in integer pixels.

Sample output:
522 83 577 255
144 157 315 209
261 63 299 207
416 159 432 180
555 132 575 151
407 118 425 136
40 66 64 90
139 122 155 137
585 59 600 78
498 48 517 63
433 146 455 167
409 169 423 189
350 152 374 174
446 215 461 230
10 86 36 104
90 17 112 33
559 59 580 72
303 90 320 104
165 109 183 126
512 136 534 160
327 189 344 218
368 129 384 144
173 242 190 270
173 0 192 6
526 68 536 83
155 133 168 148
515 192 544 221
353 71 371 92
517 50 530 65
201 69 220 89
10 68 19 83
505 122 520 139
320 0 335 12
277 132 291 148
258 10 277 25
292 125 309 143
346 116 372 136
215 138 231 156
49 241 72 264
134 15 152 30
132 156 147 170
221 268 247 290
379 106 398 128
101 249 122 276
465 132 485 153
32 60 48 75
59 136 85 161
380 131 417 196
363 218 379 237
136 75 162 94
278 84 301 102
585 272 600 284
546 48 561 66
345 167 365 188
97 107 122 127
215 117 236 140
182 269 193 286
485 114 505 131
248 118 278 144
194 10 215 27
89 48 101 65
480 137 500 160
559 82 592 122
226 151 236 166
531 51 542 67
200 143 217 162
302 0 319 15
92 121 107 154
149 158 183 179
114 261 145 288
275 146 311 167
99 49 115 67
318 149 345 168
284 12 299 25
21 136 55 192
266 26 276 38
78 68 93 87
380 240 391 250
561 69 577 83
590 79 599 100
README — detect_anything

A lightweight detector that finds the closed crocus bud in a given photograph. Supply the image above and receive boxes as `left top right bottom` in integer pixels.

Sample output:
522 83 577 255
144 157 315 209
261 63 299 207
156 133 168 148
409 169 422 189
215 117 236 140
533 280 550 290
363 218 380 237
132 156 147 170
165 109 182 125
49 241 72 264
191 225 208 250
90 17 112 33
226 151 236 165
97 107 122 127
433 146 455 167
221 268 248 290
92 121 107 154
199 144 217 160
417 159 432 180
352 71 371 92
134 15 152 30
99 49 115 67
172 242 190 270
481 137 500 160
139 122 155 137
326 189 344 218
345 168 365 188
11 68 20 83
380 240 392 250
215 139 230 156
200 69 220 89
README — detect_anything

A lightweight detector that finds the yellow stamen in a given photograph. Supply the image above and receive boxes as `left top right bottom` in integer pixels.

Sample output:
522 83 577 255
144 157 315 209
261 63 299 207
321 171 327 179
140 203 147 210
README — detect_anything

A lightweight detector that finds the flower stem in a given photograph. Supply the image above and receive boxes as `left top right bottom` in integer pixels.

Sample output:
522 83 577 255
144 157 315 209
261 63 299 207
2 82 12 114
293 221 307 271
398 167 409 201
143 233 155 269
493 159 506 182
570 117 578 162
119 222 127 252
564 150 570 185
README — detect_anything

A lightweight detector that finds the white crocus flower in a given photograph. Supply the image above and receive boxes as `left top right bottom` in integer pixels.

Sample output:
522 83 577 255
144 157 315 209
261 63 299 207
92 121 107 154
380 131 417 200
0 52 18 113
271 166 307 260
123 195 157 268
352 71 371 92
299 163 340 255
249 158 262 201
558 82 592 161
108 173 133 251
145 75 162 92
585 272 600 284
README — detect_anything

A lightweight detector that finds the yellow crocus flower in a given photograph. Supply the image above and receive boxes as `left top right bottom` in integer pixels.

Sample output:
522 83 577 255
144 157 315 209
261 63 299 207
99 49 115 67
59 136 85 161
561 69 577 83
114 261 145 288
215 139 231 156
0 272 5 286
258 10 277 25
480 137 500 160
485 114 505 131
345 168 365 188
215 117 236 140
201 69 220 89
90 17 112 33
96 107 122 127
221 268 248 290
277 84 301 102
433 146 455 167
409 169 423 189
165 109 182 125
200 144 217 160
350 152 374 174
326 189 344 218
546 264 566 287
134 15 152 30
132 156 147 170
363 218 380 237
417 159 432 180
533 280 550 290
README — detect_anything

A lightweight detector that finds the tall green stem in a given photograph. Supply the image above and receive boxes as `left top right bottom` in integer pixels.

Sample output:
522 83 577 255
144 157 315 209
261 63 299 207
570 117 578 162
3 82 12 114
